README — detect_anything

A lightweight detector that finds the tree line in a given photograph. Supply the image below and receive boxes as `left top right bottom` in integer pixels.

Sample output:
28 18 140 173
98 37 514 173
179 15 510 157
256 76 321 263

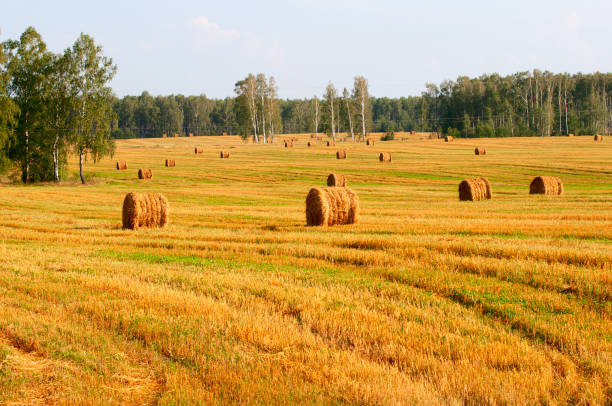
112 71 611 140
1 27 116 183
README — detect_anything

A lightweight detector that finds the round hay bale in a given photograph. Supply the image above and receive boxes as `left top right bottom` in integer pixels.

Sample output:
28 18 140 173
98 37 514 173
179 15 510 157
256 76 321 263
284 140 293 148
220 151 230 158
327 141 335 147
529 176 563 195
379 152 392 162
305 187 359 226
459 177 492 201
327 173 346 187
116 160 128 170
336 150 347 159
174 133 179 138
162 133 167 138
122 192 169 230
138 168 153 179
194 147 204 154
308 141 315 147
165 159 175 167
188 133 194 137
594 134 604 141
444 135 453 142
366 138 374 146
568 133 574 137
475 147 486 155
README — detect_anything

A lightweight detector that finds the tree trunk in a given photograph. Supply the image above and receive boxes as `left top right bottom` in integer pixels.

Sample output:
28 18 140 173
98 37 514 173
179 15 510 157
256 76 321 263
53 133 59 183
330 97 336 142
79 150 86 184
346 98 354 141
360 98 366 141
24 128 29 184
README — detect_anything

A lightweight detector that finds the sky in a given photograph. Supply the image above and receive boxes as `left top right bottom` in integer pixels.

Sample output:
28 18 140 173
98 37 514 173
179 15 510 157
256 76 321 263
2 0 611 99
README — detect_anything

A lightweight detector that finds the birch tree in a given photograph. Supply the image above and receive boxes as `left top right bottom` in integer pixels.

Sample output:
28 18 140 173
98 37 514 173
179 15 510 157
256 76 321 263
343 88 354 141
324 82 337 142
234 74 258 142
353 76 369 141
313 96 319 137
68 33 116 184
256 73 267 143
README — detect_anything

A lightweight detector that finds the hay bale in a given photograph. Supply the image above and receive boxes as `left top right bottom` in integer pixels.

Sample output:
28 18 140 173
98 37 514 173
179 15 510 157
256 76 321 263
594 134 604 141
568 133 574 137
174 133 179 138
336 150 347 159
327 173 346 187
165 159 175 167
445 135 453 142
308 141 315 147
122 192 169 230
305 187 359 226
222 132 227 136
475 147 486 155
188 133 194 137
379 152 392 162
162 133 167 138
366 138 374 146
137 168 153 179
194 147 204 154
459 177 492 201
311 134 316 139
529 176 563 195
116 160 128 170
284 140 293 148
220 151 230 158
327 141 335 147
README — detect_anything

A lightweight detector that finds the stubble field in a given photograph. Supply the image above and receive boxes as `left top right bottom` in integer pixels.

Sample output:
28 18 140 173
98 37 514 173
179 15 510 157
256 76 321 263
0 133 610 405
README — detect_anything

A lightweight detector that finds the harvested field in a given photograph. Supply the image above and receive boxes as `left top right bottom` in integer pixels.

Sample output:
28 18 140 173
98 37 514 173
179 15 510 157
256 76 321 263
0 134 610 405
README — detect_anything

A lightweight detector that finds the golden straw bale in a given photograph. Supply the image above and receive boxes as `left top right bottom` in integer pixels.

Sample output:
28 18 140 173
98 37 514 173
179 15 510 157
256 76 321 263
284 140 293 148
165 159 175 167
116 160 128 170
162 133 167 138
311 134 316 139
366 138 374 146
122 192 169 230
475 147 486 155
459 177 492 201
188 133 194 137
173 133 178 137
305 187 359 226
445 135 453 142
327 141 335 147
379 152 392 162
138 168 153 179
336 150 347 159
568 133 574 137
594 134 604 141
327 173 346 187
194 147 204 154
308 141 315 147
529 176 563 195
220 151 230 158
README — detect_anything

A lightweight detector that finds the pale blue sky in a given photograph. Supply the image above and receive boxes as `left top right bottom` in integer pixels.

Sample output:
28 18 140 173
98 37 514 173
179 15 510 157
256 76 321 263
2 0 611 98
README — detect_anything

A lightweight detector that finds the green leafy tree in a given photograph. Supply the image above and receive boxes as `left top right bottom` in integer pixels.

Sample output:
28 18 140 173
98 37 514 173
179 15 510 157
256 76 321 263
0 29 20 171
68 33 117 184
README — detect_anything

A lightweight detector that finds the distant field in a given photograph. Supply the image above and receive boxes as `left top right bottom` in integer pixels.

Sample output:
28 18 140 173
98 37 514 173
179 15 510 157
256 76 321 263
0 134 610 405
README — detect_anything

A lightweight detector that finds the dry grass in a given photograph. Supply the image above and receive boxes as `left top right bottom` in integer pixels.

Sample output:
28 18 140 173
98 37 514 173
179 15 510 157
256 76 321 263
0 134 610 404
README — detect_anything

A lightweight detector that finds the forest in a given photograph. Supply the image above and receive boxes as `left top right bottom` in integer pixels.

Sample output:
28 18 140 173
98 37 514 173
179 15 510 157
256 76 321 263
111 71 612 140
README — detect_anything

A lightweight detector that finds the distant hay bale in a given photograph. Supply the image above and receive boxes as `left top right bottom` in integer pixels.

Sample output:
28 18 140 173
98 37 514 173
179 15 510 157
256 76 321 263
568 133 574 137
194 146 204 154
220 151 230 158
475 147 486 155
459 177 492 201
308 141 315 147
174 133 179 137
311 134 316 139
411 131 416 135
162 133 167 138
284 140 293 148
188 133 194 137
305 187 359 226
594 134 604 141
222 132 227 136
366 138 374 146
165 159 175 167
327 141 335 147
445 135 453 142
529 176 563 195
292 137 298 142
116 160 128 170
122 192 169 230
327 173 346 187
379 152 392 162
336 150 347 159
138 168 153 179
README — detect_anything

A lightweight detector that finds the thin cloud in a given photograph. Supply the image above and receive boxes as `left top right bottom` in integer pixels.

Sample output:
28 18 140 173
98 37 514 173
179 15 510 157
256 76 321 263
190 16 240 45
